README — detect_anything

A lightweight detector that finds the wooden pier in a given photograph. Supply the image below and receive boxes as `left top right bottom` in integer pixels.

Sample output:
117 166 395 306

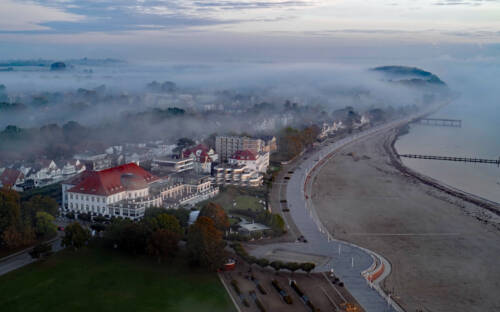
415 118 462 128
399 154 500 166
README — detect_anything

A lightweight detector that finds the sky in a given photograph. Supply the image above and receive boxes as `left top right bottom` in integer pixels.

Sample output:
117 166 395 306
0 0 499 61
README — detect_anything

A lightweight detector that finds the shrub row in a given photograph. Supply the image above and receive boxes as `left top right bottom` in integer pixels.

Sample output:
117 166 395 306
231 279 241 295
231 243 316 274
257 283 267 295
271 280 293 304
290 280 318 312
255 298 266 312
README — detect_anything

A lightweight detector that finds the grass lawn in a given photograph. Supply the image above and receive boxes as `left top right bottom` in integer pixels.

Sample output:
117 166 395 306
0 245 235 312
201 186 266 214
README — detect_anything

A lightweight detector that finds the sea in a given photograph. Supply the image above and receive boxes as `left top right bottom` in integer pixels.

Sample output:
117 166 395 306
395 90 500 203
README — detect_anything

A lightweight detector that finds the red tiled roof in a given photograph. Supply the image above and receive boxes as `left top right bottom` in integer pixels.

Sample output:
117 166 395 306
231 150 256 161
182 144 209 158
67 163 158 196
183 144 213 163
0 168 23 187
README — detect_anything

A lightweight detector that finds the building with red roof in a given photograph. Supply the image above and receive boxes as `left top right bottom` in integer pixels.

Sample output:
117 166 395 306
64 163 160 218
63 163 219 220
228 150 269 174
0 168 24 190
182 144 218 174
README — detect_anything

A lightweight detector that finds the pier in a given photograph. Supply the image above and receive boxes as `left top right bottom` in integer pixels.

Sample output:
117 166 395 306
399 154 500 166
415 118 462 128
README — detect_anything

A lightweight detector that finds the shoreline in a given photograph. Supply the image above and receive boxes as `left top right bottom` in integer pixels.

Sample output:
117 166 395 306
390 125 500 218
310 121 500 311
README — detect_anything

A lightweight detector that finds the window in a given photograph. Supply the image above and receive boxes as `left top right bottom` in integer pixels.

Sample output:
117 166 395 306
92 197 95 202
70 194 73 199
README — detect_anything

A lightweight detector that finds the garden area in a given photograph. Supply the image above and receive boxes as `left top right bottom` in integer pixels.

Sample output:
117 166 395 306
0 244 236 312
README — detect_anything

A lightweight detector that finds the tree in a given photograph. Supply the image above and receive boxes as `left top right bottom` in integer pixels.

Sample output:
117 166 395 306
156 214 182 235
187 217 226 271
2 225 23 249
35 211 56 238
61 222 90 250
29 242 53 260
0 188 22 242
173 137 195 154
257 258 269 269
118 222 147 254
146 229 180 263
165 208 190 228
286 262 301 275
301 262 316 274
270 261 284 274
199 202 229 232
23 195 58 220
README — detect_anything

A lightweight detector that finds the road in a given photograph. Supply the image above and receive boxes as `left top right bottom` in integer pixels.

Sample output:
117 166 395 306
0 217 71 276
0 235 64 276
249 109 440 311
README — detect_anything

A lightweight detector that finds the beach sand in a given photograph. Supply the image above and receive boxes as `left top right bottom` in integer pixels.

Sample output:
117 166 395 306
311 129 500 312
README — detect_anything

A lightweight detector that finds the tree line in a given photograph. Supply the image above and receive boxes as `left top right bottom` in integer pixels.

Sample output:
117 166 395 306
0 188 58 250
61 202 230 271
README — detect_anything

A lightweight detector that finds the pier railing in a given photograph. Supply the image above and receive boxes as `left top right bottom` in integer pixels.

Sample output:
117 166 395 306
414 118 462 127
399 154 500 166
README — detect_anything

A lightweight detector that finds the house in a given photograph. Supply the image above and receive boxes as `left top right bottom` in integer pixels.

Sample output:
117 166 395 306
74 153 112 171
26 159 62 185
229 150 269 173
182 144 218 174
0 168 24 191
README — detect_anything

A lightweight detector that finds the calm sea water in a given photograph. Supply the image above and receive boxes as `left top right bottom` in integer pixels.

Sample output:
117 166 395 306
395 93 500 203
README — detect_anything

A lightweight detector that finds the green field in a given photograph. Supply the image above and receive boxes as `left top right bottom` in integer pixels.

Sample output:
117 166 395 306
0 246 235 312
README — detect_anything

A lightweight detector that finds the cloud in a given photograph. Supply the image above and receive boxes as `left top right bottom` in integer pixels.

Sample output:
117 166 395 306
0 0 83 31
434 0 500 5
0 0 312 34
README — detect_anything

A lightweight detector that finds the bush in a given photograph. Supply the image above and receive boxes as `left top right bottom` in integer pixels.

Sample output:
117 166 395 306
257 258 269 269
271 279 282 292
290 280 304 297
231 279 241 295
255 298 266 312
257 283 267 295
242 298 250 307
283 295 293 304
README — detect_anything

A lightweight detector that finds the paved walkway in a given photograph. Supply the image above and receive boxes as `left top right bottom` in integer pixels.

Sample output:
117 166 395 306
248 111 439 311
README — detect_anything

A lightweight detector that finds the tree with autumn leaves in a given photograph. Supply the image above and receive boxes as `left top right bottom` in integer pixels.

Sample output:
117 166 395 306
199 202 229 232
277 125 320 161
187 216 226 271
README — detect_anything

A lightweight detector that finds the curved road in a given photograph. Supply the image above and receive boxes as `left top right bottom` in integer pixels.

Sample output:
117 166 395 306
249 108 442 312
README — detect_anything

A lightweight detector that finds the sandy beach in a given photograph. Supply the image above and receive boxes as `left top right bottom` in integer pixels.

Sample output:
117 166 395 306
311 128 500 312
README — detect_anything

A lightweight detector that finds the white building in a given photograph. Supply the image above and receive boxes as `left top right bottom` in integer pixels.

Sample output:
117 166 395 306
228 150 269 173
63 163 218 220
182 144 218 174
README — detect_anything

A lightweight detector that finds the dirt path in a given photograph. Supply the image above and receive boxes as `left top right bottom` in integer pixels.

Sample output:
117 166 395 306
311 129 500 312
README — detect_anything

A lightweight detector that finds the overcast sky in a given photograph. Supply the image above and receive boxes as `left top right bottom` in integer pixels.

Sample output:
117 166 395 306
0 0 499 61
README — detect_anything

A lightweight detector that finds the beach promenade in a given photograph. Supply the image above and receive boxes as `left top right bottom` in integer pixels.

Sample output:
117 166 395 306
249 116 419 312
